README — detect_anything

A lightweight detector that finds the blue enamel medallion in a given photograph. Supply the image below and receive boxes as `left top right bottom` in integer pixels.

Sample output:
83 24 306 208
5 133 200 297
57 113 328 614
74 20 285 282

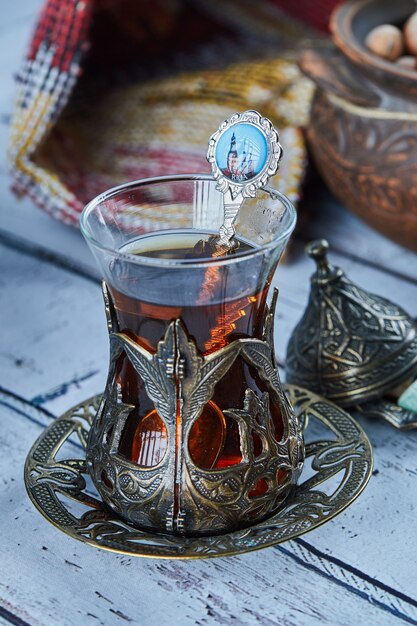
215 123 268 183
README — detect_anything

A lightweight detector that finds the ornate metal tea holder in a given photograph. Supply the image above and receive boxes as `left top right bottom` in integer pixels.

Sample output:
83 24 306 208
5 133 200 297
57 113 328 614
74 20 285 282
286 240 417 430
85 285 304 536
24 384 372 559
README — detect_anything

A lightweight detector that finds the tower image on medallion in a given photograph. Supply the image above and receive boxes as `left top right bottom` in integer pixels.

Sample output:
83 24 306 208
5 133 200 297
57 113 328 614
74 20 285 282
222 132 255 181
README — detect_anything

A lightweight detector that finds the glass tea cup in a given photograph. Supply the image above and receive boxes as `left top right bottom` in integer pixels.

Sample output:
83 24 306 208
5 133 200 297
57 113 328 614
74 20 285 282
80 174 304 536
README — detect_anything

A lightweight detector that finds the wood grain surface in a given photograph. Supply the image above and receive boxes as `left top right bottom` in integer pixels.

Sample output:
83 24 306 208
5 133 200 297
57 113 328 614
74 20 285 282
1 2 417 625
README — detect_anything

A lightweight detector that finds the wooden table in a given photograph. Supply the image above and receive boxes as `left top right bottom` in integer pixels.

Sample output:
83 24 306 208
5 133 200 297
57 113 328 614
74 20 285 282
1 3 417 625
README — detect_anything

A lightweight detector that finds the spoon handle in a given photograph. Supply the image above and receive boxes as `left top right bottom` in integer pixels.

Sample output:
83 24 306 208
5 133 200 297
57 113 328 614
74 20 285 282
217 191 244 248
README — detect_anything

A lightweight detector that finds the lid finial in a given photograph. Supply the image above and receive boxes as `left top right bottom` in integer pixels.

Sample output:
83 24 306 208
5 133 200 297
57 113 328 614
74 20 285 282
306 239 342 283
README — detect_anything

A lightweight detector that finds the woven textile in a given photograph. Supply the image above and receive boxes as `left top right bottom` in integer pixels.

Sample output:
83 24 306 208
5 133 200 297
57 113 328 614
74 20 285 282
9 0 322 226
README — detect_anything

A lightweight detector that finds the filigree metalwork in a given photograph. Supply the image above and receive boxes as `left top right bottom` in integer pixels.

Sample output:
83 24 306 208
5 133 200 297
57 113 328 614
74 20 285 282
24 385 373 559
286 240 417 410
86 284 303 536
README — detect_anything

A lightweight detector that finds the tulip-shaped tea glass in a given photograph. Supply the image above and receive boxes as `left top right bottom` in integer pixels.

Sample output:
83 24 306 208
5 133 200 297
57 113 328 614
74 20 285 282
81 174 304 536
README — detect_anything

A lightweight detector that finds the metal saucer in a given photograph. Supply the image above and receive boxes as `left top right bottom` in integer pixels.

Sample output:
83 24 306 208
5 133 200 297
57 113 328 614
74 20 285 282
24 385 373 560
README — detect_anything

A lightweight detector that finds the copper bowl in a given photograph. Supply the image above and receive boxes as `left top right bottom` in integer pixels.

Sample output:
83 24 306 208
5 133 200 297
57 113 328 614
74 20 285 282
299 0 417 252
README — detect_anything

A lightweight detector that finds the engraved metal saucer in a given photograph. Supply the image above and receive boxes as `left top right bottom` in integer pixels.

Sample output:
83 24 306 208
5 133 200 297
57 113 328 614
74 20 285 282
24 385 373 560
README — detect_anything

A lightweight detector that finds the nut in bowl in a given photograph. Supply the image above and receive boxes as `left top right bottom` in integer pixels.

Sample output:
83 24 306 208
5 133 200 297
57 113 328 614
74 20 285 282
299 0 417 252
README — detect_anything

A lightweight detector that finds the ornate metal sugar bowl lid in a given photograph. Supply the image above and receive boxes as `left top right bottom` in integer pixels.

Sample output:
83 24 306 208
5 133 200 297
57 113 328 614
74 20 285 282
286 240 417 408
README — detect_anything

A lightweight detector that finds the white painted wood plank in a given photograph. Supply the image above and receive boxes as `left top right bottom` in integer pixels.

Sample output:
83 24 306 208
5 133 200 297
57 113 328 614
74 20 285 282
2 242 417 615
0 0 42 30
301 186 417 284
0 0 43 115
0 173 92 270
290 417 417 604
0 244 107 414
282 539 417 623
1 2 417 621
0 390 409 626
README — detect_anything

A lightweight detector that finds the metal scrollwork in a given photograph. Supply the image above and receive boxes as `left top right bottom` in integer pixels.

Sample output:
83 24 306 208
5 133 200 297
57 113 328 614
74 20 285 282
86 285 304 536
24 385 373 559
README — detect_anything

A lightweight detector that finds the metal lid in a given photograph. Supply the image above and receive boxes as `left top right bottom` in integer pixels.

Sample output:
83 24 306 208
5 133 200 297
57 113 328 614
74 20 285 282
285 240 417 407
